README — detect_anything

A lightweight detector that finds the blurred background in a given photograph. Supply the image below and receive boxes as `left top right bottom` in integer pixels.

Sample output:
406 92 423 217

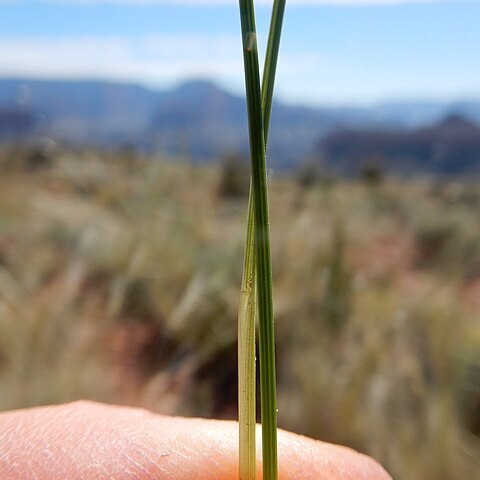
1 0 480 478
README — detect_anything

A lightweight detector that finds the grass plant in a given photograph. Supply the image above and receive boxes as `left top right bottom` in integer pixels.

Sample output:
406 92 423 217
237 1 286 479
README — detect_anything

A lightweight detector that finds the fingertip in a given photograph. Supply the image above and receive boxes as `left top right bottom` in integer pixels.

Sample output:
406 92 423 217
277 428 392 480
0 402 392 480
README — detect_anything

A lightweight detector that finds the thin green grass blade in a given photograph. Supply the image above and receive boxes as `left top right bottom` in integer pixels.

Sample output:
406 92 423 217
238 1 279 479
238 186 256 480
262 0 287 142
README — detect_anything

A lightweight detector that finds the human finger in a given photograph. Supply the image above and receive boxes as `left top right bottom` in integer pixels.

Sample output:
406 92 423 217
0 401 391 479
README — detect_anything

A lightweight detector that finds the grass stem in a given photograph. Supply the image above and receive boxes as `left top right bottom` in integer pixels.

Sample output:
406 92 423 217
238 1 286 479
238 187 256 480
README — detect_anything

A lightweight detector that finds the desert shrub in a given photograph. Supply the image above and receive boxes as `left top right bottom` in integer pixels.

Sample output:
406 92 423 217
25 142 55 170
360 162 386 186
296 161 335 189
217 153 250 199
413 208 480 277
0 140 56 172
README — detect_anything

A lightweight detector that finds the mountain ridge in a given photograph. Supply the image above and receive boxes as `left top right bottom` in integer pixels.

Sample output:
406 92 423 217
1 77 479 168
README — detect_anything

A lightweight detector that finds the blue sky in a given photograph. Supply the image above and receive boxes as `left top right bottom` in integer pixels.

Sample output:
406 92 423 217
0 0 479 106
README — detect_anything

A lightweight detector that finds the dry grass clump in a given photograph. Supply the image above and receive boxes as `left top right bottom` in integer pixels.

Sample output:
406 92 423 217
0 150 479 479
0 149 239 414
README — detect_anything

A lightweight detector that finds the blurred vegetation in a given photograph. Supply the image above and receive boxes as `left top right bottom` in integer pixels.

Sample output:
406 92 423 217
0 146 480 479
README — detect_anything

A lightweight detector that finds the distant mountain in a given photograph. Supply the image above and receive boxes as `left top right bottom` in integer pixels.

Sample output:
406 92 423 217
149 80 248 160
149 80 335 166
0 108 36 140
0 78 159 144
321 115 480 177
1 77 480 170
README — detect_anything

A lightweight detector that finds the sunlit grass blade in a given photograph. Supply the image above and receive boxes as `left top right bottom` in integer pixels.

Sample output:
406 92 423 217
238 0 282 478
238 186 256 480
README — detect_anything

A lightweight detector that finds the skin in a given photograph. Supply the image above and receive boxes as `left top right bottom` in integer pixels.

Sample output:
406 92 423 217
0 401 392 480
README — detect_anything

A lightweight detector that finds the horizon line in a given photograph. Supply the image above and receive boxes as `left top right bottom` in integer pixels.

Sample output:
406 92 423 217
0 74 479 109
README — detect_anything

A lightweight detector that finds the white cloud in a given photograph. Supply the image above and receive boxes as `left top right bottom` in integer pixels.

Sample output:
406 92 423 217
0 36 224 83
0 33 329 101
0 34 315 87
141 33 239 57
